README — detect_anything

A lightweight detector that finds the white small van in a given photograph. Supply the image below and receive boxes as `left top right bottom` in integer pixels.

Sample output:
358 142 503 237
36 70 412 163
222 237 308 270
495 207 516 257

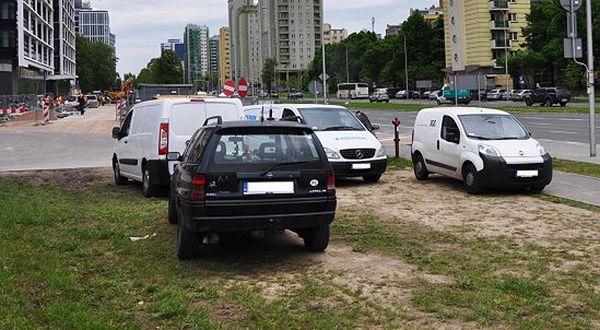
411 107 552 194
112 97 244 197
244 104 388 182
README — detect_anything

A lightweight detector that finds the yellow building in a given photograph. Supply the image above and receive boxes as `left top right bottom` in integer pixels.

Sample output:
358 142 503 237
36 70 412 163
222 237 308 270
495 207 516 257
443 0 531 88
218 27 232 85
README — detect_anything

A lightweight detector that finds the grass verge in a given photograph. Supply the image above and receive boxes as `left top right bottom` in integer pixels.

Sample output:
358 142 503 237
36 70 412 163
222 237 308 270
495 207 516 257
536 193 600 213
387 157 413 170
553 158 600 178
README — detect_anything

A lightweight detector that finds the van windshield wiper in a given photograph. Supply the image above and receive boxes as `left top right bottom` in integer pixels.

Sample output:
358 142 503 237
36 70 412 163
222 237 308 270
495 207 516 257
321 126 361 131
260 161 313 177
467 134 493 140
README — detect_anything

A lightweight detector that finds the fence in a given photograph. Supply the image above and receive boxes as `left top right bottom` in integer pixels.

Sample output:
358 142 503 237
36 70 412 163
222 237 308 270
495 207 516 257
0 95 52 125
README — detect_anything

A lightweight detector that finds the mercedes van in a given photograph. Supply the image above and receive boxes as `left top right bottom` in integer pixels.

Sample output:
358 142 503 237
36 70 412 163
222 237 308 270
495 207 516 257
411 107 552 194
111 97 244 197
244 104 388 182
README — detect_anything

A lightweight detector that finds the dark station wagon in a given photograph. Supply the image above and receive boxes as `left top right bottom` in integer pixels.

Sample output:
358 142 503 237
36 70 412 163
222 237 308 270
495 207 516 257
167 118 337 259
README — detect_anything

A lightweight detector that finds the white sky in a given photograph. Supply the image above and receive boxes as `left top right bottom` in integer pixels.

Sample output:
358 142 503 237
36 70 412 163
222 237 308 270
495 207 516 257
91 0 438 75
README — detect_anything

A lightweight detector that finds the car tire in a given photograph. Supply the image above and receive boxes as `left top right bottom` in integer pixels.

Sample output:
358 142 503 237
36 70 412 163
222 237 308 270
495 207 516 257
386 100 389 103
168 192 178 224
176 220 198 260
436 99 442 105
525 98 532 106
560 102 567 107
142 167 159 198
413 154 430 180
113 159 128 185
545 98 553 107
529 184 547 193
462 163 481 195
363 174 382 183
304 225 329 252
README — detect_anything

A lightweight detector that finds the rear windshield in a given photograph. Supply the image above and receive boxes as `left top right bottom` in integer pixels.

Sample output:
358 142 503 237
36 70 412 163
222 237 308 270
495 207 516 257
212 128 321 166
459 114 529 140
297 107 365 131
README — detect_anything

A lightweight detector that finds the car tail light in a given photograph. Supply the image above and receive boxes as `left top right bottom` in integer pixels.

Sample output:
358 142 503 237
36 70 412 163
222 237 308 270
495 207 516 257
158 122 169 155
190 175 206 201
327 172 336 196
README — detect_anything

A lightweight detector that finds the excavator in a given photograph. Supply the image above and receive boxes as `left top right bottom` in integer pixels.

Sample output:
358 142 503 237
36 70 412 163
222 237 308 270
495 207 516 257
108 77 135 102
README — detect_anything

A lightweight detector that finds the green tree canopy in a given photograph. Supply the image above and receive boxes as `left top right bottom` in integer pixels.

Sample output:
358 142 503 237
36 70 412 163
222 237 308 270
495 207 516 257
76 34 116 92
137 50 183 84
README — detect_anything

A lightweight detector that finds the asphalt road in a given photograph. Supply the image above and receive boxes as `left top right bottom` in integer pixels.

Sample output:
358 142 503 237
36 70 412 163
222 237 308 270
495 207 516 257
348 97 600 109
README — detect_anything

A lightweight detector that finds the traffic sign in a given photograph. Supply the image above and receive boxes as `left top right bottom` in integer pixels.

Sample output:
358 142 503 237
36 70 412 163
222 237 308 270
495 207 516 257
319 73 329 81
238 78 248 98
223 80 235 96
560 0 582 12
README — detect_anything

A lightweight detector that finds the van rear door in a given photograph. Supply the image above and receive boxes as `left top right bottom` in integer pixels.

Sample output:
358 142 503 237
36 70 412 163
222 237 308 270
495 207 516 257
169 102 208 155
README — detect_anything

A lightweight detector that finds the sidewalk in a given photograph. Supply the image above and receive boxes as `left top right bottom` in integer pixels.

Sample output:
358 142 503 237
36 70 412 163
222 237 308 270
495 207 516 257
545 171 600 206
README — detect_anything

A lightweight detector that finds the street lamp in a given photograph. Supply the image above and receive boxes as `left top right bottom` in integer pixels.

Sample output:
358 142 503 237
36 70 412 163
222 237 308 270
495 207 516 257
402 30 409 93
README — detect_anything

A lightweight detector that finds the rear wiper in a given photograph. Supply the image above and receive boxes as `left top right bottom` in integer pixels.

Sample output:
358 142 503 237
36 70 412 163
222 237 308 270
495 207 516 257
322 126 360 131
261 161 312 177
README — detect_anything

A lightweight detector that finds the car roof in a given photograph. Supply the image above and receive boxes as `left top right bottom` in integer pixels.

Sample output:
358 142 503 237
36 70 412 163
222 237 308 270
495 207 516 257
259 104 349 110
419 107 510 116
214 120 313 130
135 97 243 107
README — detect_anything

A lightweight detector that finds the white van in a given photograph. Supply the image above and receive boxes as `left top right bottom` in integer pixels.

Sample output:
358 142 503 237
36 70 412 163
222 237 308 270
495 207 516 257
244 104 388 182
112 97 244 197
411 107 552 194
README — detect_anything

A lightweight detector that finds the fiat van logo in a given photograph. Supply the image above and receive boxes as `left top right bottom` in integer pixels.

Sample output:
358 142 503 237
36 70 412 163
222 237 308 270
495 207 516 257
519 150 524 156
355 150 364 159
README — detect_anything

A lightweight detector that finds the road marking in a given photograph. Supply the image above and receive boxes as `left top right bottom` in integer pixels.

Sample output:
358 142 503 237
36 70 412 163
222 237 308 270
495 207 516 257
548 130 578 135
538 139 587 145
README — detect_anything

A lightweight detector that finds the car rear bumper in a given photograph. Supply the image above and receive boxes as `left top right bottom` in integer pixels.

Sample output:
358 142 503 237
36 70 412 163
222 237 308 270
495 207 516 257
179 197 336 232
478 153 552 189
331 158 387 177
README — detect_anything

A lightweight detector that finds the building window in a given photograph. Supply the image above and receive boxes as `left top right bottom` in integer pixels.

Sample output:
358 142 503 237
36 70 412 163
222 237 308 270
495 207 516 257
508 13 517 21
510 32 518 41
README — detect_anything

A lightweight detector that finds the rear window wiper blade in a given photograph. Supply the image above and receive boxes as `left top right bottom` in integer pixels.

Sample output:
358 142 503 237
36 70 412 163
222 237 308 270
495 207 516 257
321 126 360 131
260 161 313 177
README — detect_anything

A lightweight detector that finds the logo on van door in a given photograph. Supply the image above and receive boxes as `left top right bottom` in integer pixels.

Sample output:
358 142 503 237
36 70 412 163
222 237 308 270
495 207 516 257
429 120 437 127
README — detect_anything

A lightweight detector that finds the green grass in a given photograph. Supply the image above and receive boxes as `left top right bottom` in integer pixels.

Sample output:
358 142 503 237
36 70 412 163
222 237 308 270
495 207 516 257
553 158 600 178
536 193 600 213
0 180 385 329
387 157 413 170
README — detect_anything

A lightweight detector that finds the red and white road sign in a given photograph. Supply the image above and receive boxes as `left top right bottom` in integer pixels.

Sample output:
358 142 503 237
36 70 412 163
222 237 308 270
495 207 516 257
223 80 236 96
238 78 248 98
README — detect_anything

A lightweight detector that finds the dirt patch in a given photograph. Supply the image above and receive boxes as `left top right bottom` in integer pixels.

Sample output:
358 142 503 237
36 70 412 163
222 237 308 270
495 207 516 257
0 167 113 187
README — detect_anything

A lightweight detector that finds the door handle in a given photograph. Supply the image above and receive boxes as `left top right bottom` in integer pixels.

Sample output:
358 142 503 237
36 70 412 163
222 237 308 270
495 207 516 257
437 140 440 150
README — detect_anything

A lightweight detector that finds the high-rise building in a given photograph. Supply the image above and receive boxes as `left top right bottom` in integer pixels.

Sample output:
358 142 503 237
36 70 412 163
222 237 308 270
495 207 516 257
443 0 530 88
323 23 347 44
218 27 231 86
183 24 209 85
75 8 115 54
228 0 261 85
258 0 323 82
0 0 77 94
209 35 219 74
161 38 185 61
410 5 444 23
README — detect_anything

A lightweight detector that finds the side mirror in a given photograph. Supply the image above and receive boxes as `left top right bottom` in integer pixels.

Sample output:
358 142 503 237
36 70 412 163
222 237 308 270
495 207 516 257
112 127 120 139
166 152 181 161
372 125 380 131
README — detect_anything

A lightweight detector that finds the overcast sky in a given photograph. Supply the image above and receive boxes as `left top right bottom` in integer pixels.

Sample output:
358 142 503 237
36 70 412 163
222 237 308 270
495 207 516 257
91 0 438 76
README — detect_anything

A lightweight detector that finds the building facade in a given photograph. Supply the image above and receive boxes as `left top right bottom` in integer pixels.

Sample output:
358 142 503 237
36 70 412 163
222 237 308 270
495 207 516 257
443 0 530 88
323 23 347 44
161 38 185 61
385 24 402 37
410 5 443 23
208 35 219 74
228 0 261 85
183 24 209 86
218 26 231 85
53 0 77 79
75 8 115 53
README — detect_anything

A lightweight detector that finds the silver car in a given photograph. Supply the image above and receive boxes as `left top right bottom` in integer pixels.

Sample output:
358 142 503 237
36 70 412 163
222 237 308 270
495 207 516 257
369 91 390 103
85 94 99 108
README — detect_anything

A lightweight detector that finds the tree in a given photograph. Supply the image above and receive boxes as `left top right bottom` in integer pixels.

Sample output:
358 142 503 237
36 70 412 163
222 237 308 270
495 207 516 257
136 51 183 85
76 34 116 91
261 58 277 92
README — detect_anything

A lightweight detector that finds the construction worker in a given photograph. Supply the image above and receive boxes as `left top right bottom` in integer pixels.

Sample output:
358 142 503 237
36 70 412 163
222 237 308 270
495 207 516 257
77 94 85 115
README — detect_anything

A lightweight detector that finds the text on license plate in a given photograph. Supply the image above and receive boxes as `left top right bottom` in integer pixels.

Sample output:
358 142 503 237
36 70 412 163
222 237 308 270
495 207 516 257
516 170 538 178
243 181 294 195
352 163 371 170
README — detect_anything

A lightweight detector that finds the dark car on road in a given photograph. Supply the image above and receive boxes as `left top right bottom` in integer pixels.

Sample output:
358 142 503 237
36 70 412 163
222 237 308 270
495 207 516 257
167 118 337 259
525 87 571 107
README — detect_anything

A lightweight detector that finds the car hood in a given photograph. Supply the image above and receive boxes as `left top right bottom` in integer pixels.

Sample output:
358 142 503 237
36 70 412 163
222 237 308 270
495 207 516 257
315 131 381 151
482 139 542 158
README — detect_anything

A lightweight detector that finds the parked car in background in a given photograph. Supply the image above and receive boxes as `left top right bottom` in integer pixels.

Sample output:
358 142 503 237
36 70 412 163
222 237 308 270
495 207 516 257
524 87 571 107
437 85 471 105
385 88 401 99
510 89 532 102
85 94 99 108
288 91 304 99
410 91 421 99
64 96 80 110
486 89 507 101
422 91 432 99
168 120 337 259
395 90 408 99
369 91 390 103
411 107 552 194
429 90 441 101
111 97 245 197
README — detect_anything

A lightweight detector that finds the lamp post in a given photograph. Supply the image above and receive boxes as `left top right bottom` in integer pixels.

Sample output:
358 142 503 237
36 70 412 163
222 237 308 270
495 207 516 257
402 31 409 93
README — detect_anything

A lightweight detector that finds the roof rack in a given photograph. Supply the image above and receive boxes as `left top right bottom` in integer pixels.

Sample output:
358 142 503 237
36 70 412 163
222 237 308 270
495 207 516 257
203 116 223 126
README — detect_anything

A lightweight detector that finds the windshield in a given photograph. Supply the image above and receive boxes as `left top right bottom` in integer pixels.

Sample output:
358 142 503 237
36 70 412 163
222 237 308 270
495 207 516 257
458 114 529 140
213 130 321 165
297 107 365 131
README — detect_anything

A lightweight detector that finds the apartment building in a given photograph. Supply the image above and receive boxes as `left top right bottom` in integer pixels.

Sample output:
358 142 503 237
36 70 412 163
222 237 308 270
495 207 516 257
323 23 347 44
75 8 115 53
218 26 231 85
53 0 77 79
228 0 261 85
183 24 209 85
209 35 219 75
443 0 530 87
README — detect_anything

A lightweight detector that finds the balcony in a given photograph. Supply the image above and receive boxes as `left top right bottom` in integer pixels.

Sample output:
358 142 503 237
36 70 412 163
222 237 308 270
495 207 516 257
491 39 511 48
490 20 510 29
490 0 509 10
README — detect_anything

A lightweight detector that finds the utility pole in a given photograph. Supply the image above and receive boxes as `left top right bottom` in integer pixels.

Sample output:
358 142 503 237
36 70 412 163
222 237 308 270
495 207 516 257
321 24 327 104
505 11 510 100
345 46 349 83
403 31 409 92
585 0 596 157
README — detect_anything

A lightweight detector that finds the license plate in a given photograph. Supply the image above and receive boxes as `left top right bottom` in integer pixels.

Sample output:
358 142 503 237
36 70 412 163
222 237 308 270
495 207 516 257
516 170 538 178
561 98 567 102
352 163 371 170
243 181 294 195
